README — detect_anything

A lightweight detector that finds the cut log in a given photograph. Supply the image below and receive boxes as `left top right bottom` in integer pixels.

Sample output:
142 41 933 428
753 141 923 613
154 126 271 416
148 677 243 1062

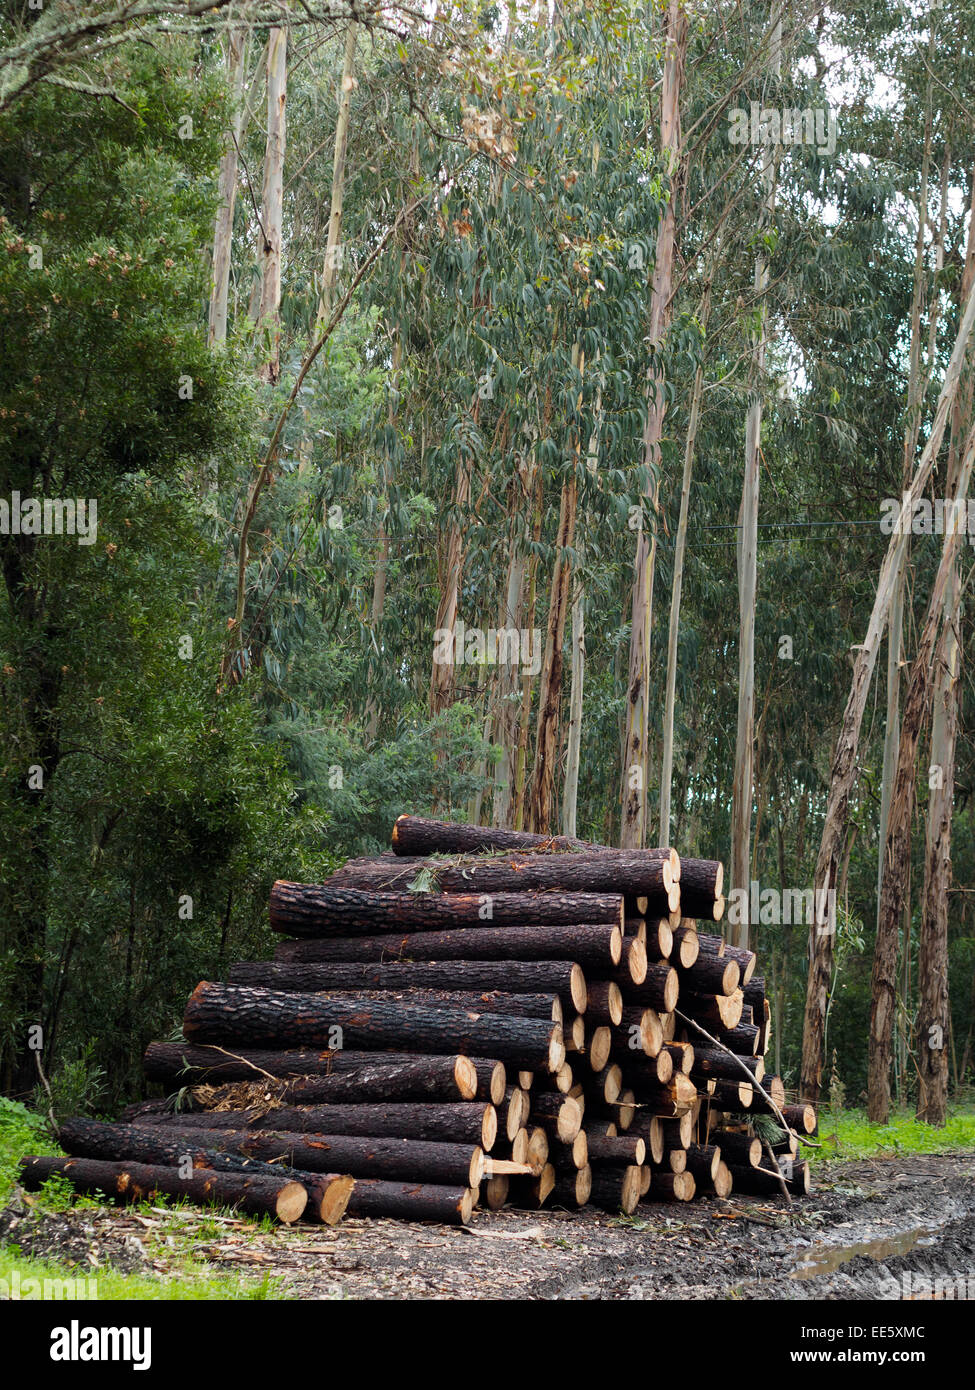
54 1119 353 1225
712 1160 733 1197
327 852 674 898
663 1041 694 1075
126 1124 485 1187
525 1127 550 1170
509 1164 555 1208
677 859 724 918
270 881 624 936
670 926 700 968
553 1061 574 1094
586 980 623 1027
345 1178 475 1224
549 1132 588 1170
529 1095 582 1143
742 975 766 1009
626 1073 697 1117
725 1160 810 1196
675 956 739 996
718 1025 760 1057
646 1170 695 1202
588 1165 641 1214
620 964 678 1013
585 1134 646 1166
693 931 726 958
181 1055 479 1106
483 1174 509 1209
502 1087 529 1140
274 922 622 970
680 990 743 1031
591 1063 622 1103
685 1143 721 1183
230 960 588 1014
641 919 674 962
183 982 564 1073
782 1102 817 1135
665 1148 687 1173
659 1113 693 1149
391 814 613 856
266 987 563 1025
19 1155 307 1224
471 1059 506 1105
749 1074 786 1114
551 1165 592 1207
588 1025 612 1071
708 1079 753 1111
564 1016 586 1053
143 1043 476 1091
712 1131 761 1166
691 1050 764 1084
722 944 756 986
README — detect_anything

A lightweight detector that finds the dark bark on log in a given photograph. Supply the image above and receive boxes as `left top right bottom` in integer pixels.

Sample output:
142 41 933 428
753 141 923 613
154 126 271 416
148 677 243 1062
691 1049 764 1083
685 1143 721 1182
781 1102 817 1135
742 975 766 1009
148 1051 478 1104
588 1165 641 1214
675 956 739 996
679 990 743 1031
725 1160 810 1196
748 1073 786 1114
585 1134 646 1165
143 1043 478 1091
718 1025 760 1057
644 1170 695 1202
722 945 756 986
391 815 611 856
54 1120 353 1224
472 1059 506 1105
711 1131 761 1166
345 1178 475 1224
125 1124 485 1187
230 959 587 1012
327 852 673 897
135 1101 497 1150
643 919 674 962
548 1133 588 1171
670 925 700 967
590 1063 622 1102
270 881 624 936
183 982 563 1071
663 1041 694 1075
274 922 621 970
694 932 726 957
620 964 678 1013
658 1114 692 1150
247 986 563 1024
529 1095 582 1142
551 1165 592 1207
586 980 622 1026
19 1155 307 1223
707 1079 753 1110
676 859 724 918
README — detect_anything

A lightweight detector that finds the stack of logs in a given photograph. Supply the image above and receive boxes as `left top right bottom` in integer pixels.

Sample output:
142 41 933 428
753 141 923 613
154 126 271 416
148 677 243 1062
20 816 816 1226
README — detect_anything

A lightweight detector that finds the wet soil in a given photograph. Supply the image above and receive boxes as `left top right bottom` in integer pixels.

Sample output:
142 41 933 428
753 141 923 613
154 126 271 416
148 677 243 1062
2 1152 973 1299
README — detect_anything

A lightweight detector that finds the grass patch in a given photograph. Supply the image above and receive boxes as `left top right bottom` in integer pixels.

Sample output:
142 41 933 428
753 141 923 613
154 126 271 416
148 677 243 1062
808 1105 975 1164
0 1099 288 1299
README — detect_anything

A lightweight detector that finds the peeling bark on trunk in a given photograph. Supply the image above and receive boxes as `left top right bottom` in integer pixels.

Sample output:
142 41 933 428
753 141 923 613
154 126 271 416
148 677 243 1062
208 26 250 348
255 27 287 383
621 0 686 848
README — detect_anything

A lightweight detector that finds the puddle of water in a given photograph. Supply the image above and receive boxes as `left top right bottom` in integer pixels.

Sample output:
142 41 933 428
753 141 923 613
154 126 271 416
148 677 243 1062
791 1226 941 1279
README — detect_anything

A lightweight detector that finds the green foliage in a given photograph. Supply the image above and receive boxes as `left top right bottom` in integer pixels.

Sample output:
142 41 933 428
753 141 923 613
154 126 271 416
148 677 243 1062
807 1106 975 1164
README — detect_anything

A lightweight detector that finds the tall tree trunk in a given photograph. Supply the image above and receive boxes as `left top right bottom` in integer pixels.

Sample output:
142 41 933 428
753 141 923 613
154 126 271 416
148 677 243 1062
877 62 934 941
314 24 357 334
493 456 531 826
621 0 686 848
799 265 975 1101
868 420 975 1122
659 290 708 847
529 470 578 834
429 453 472 718
255 26 287 383
208 25 250 348
561 580 585 838
730 17 781 952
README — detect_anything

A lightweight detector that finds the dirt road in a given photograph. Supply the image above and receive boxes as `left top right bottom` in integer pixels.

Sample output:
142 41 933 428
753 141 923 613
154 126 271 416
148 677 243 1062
3 1153 973 1299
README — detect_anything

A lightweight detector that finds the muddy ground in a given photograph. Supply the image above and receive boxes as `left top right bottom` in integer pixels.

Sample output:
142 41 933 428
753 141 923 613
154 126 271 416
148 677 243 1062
2 1152 974 1300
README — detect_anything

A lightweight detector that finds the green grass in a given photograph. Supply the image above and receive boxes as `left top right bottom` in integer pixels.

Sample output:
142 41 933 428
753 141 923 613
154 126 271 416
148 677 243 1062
0 1098 287 1299
808 1104 975 1164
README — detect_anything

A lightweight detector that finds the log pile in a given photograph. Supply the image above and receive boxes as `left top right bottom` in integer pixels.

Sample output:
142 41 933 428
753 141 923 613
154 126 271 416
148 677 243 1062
22 815 815 1225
